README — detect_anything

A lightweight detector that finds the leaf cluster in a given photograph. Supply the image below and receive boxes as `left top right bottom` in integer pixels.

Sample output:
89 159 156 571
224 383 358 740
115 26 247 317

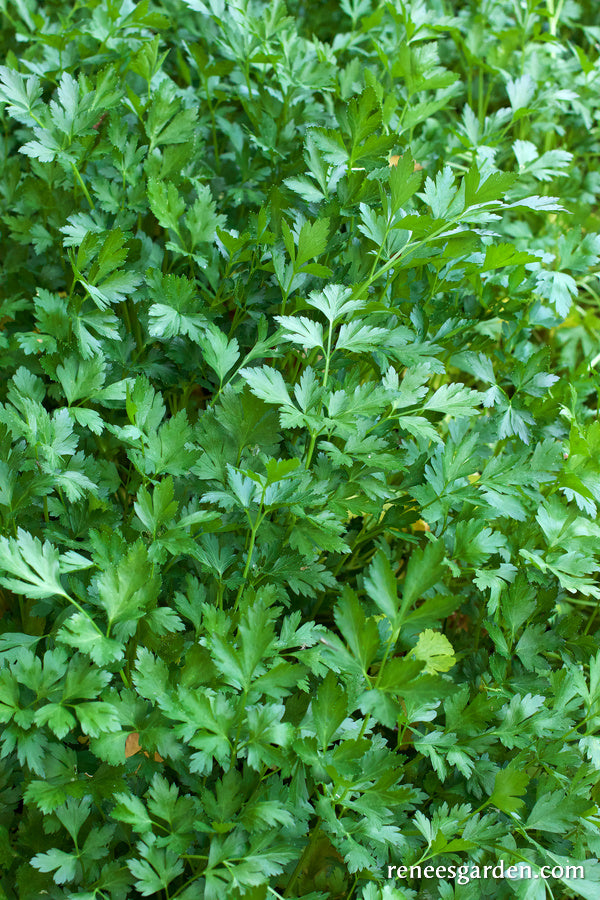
1 0 600 898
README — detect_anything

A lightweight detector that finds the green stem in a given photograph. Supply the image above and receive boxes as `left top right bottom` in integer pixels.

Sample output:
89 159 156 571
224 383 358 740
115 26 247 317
216 581 225 612
18 596 27 630
170 872 203 899
355 625 400 742
477 66 485 126
234 510 263 608
203 78 221 173
304 430 318 470
583 604 599 635
304 320 334 469
352 211 473 304
58 588 105 638
549 0 565 35
267 888 286 899
126 298 144 355
283 822 322 898
322 319 333 391
70 162 95 209
230 688 248 766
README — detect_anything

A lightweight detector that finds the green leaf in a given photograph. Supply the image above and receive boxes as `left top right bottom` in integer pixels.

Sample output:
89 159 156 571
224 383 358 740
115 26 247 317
186 184 226 248
112 793 153 832
239 366 293 407
75 701 121 738
333 587 380 674
197 325 240 383
424 383 481 416
311 671 347 751
389 150 423 210
56 354 105 404
306 284 362 324
274 315 324 350
363 550 399 624
296 218 329 267
0 530 91 600
489 766 530 814
146 270 207 341
34 703 77 739
31 848 79 884
96 542 159 637
525 790 584 834
57 614 124 665
134 478 178 536
0 66 44 125
400 540 445 613
148 179 185 233
127 841 184 896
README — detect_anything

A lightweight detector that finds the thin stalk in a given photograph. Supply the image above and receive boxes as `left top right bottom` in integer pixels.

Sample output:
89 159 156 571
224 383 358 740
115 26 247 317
583 605 599 635
351 212 473 305
203 79 221 172
126 298 144 355
304 430 318 470
59 589 105 637
234 508 264 608
230 688 248 766
477 66 485 126
337 620 403 806
71 162 95 209
304 320 334 469
548 0 565 35
267 888 286 899
347 874 359 899
283 822 322 898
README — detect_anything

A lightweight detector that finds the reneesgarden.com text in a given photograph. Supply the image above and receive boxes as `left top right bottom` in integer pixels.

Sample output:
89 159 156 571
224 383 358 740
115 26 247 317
388 862 585 886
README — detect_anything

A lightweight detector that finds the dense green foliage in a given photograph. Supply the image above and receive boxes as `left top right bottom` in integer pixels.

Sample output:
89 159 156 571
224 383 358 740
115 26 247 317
1 0 600 897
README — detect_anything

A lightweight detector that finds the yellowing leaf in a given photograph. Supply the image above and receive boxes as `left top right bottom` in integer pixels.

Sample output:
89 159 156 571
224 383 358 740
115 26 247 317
413 629 455 674
412 519 431 532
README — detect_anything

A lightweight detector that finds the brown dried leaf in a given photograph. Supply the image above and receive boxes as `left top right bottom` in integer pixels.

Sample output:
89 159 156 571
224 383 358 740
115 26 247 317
389 154 423 171
125 732 163 762
125 732 142 758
